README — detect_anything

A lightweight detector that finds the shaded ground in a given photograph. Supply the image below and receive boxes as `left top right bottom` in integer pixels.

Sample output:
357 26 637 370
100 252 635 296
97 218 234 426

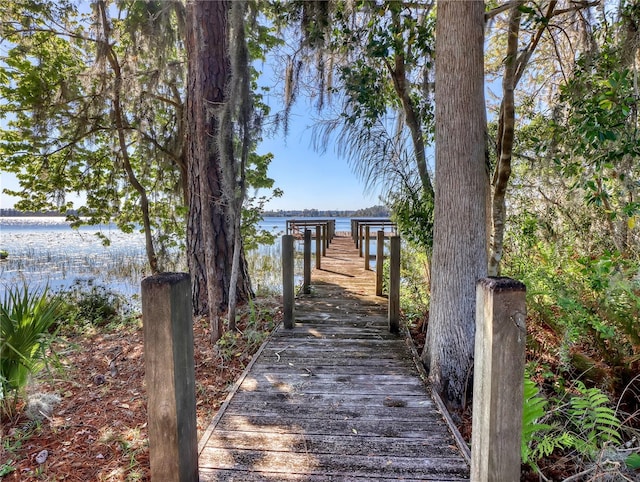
1 299 281 481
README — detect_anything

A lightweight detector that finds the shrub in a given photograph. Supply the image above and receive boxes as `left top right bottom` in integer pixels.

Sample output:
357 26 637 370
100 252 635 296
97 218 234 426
56 282 130 329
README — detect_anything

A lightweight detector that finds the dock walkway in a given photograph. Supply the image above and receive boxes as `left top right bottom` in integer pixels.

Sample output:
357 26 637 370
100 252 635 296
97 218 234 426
198 235 470 481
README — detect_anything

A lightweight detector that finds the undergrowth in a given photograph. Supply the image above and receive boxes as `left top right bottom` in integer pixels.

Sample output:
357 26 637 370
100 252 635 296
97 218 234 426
396 231 640 479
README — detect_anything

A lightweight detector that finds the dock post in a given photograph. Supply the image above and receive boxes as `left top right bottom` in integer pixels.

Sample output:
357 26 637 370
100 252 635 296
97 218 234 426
364 226 371 270
282 234 295 329
352 220 357 245
471 277 526 482
322 224 327 256
376 230 384 296
359 224 364 257
388 236 400 333
141 273 198 482
303 229 311 294
315 225 321 269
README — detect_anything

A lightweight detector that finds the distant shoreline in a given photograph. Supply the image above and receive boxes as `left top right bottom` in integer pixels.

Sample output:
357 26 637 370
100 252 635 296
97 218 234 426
0 209 77 217
2 206 390 218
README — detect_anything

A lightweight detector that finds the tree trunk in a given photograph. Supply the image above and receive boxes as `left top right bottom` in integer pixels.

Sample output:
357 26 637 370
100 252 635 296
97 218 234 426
488 5 521 277
185 0 251 339
387 7 434 200
421 0 488 410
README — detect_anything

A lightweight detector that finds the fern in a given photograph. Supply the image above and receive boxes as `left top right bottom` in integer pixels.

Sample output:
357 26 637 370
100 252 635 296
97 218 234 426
520 377 622 467
531 431 574 461
566 381 622 456
521 376 554 464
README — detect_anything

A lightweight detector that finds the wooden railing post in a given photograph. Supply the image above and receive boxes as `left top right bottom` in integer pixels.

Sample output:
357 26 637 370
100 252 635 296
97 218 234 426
322 224 327 256
359 224 364 257
315 225 322 269
364 226 371 270
325 222 330 248
471 277 527 482
141 273 198 482
376 230 384 296
282 234 295 329
388 236 400 333
303 229 311 294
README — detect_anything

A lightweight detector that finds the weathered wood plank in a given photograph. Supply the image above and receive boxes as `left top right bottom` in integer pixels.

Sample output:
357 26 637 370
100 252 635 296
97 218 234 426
260 347 411 361
203 430 460 457
200 447 469 479
272 325 397 339
200 468 468 482
215 414 446 438
251 362 416 375
236 378 428 396
222 391 434 409
223 401 442 423
242 372 427 384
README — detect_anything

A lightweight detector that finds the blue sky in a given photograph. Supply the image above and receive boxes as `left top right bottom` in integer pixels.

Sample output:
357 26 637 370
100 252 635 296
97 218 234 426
257 112 384 211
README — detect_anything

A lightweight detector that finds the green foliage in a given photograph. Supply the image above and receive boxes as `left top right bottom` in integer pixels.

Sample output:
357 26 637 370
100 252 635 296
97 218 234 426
242 152 283 252
543 30 640 255
521 376 554 464
398 242 430 327
0 460 15 477
566 381 622 455
215 297 275 362
505 240 639 372
0 0 187 267
0 0 283 278
332 2 435 132
626 452 640 470
522 376 623 469
0 285 61 416
55 283 132 330
215 331 241 362
390 186 434 252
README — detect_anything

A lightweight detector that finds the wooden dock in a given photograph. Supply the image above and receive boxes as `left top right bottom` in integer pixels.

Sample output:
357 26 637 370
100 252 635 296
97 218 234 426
198 235 470 481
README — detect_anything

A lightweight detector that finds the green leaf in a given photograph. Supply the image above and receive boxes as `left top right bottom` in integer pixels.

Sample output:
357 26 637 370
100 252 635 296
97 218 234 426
626 453 640 470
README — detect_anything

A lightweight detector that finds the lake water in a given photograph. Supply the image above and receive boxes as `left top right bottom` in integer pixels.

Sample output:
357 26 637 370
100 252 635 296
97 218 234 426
0 216 356 301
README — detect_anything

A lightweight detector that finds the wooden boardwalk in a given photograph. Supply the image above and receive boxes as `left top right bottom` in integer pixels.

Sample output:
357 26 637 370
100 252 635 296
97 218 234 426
198 235 470 481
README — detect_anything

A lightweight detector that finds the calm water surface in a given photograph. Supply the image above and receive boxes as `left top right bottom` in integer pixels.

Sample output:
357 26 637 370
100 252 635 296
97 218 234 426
0 217 354 300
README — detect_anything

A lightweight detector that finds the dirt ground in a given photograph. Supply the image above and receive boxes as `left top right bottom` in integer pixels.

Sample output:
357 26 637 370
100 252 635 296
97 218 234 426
1 301 281 481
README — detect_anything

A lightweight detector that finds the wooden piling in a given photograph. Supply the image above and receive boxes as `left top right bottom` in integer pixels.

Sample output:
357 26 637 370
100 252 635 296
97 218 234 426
322 224 327 256
471 277 527 482
282 235 295 329
364 226 371 270
142 273 198 482
315 225 321 269
303 229 311 294
388 236 400 333
376 230 384 296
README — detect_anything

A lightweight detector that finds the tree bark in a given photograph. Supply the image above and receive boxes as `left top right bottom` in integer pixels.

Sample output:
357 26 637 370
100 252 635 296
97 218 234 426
488 5 521 277
185 0 251 339
421 0 488 410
